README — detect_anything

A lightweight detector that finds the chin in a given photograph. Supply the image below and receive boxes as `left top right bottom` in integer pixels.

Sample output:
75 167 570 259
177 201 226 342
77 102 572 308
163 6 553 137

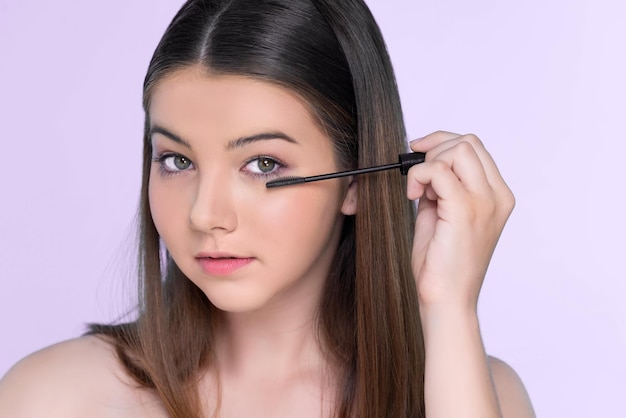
209 299 265 314
200 286 274 314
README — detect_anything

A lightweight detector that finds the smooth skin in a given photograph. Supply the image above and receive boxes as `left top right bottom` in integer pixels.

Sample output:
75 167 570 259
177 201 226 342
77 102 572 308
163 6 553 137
409 132 534 418
0 69 535 417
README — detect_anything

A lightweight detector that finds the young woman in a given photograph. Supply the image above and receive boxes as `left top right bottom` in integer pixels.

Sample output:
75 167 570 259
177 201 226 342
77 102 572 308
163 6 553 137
0 0 535 417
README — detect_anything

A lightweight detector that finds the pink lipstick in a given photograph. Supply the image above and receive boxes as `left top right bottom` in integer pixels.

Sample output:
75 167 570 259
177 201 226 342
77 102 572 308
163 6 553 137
196 256 254 276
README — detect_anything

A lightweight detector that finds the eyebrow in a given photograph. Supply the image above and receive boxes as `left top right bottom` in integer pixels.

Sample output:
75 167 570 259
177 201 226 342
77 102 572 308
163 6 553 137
149 125 192 149
226 132 298 151
149 124 298 151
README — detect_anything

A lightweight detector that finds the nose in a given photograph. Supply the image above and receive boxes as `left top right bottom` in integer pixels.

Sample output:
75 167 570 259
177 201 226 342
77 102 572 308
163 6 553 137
189 173 238 234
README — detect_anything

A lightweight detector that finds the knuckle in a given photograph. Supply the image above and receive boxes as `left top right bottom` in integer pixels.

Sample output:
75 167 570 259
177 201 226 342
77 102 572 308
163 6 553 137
503 188 516 212
462 133 484 148
431 159 449 173
455 140 475 156
432 130 460 140
492 187 515 220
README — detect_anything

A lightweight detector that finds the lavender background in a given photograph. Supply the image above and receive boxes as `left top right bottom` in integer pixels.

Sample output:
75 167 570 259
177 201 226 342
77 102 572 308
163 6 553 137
1 0 625 416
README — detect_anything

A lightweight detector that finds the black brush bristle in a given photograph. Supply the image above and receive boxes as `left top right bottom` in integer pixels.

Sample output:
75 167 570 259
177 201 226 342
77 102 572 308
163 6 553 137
266 176 307 188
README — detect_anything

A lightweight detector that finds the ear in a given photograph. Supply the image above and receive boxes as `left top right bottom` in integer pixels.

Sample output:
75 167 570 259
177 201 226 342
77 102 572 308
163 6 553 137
340 178 358 215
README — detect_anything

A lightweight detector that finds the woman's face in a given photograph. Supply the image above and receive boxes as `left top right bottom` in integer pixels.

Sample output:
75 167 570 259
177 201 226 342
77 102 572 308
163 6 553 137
148 66 356 314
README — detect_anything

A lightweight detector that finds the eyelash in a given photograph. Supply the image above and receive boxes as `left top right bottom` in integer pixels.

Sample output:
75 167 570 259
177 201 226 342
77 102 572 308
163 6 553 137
151 152 287 180
241 155 286 180
152 152 194 177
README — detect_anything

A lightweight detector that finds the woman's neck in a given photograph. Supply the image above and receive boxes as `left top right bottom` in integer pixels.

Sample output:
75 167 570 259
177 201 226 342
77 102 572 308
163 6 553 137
217 314 321 377
215 294 325 380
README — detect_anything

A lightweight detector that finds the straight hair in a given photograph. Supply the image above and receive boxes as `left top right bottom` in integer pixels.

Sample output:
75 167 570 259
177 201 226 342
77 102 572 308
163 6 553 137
89 0 425 416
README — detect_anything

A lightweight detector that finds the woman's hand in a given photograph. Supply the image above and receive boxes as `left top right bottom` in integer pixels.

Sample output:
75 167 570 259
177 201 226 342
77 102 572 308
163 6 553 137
408 133 535 417
407 131 515 313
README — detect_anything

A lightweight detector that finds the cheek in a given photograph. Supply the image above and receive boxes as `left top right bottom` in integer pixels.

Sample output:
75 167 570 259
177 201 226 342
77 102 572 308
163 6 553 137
246 186 342 244
148 175 188 239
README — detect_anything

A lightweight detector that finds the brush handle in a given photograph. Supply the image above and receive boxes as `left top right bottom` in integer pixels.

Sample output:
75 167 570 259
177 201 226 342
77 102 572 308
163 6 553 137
266 152 426 188
399 152 426 174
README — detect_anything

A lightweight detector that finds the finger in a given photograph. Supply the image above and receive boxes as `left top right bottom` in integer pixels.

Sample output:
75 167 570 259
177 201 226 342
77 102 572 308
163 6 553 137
406 159 467 207
412 132 509 194
428 135 515 220
454 134 509 193
410 133 493 195
427 141 492 196
427 137 515 218
409 130 461 153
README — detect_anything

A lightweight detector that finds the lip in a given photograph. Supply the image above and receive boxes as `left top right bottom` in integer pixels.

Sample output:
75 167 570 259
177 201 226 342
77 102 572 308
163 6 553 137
195 253 255 276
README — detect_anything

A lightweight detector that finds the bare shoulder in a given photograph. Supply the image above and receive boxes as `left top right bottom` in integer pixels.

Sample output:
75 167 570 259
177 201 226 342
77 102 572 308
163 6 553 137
0 336 167 418
488 356 536 418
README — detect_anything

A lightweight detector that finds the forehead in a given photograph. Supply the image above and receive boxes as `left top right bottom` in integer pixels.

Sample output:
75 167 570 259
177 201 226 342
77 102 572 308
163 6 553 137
148 67 322 138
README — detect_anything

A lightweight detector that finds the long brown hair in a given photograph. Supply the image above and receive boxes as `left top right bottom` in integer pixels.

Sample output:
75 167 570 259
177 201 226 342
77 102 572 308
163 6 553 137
89 0 425 416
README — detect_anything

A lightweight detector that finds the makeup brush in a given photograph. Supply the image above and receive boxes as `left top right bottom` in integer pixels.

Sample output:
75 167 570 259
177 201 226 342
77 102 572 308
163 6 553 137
266 152 426 188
